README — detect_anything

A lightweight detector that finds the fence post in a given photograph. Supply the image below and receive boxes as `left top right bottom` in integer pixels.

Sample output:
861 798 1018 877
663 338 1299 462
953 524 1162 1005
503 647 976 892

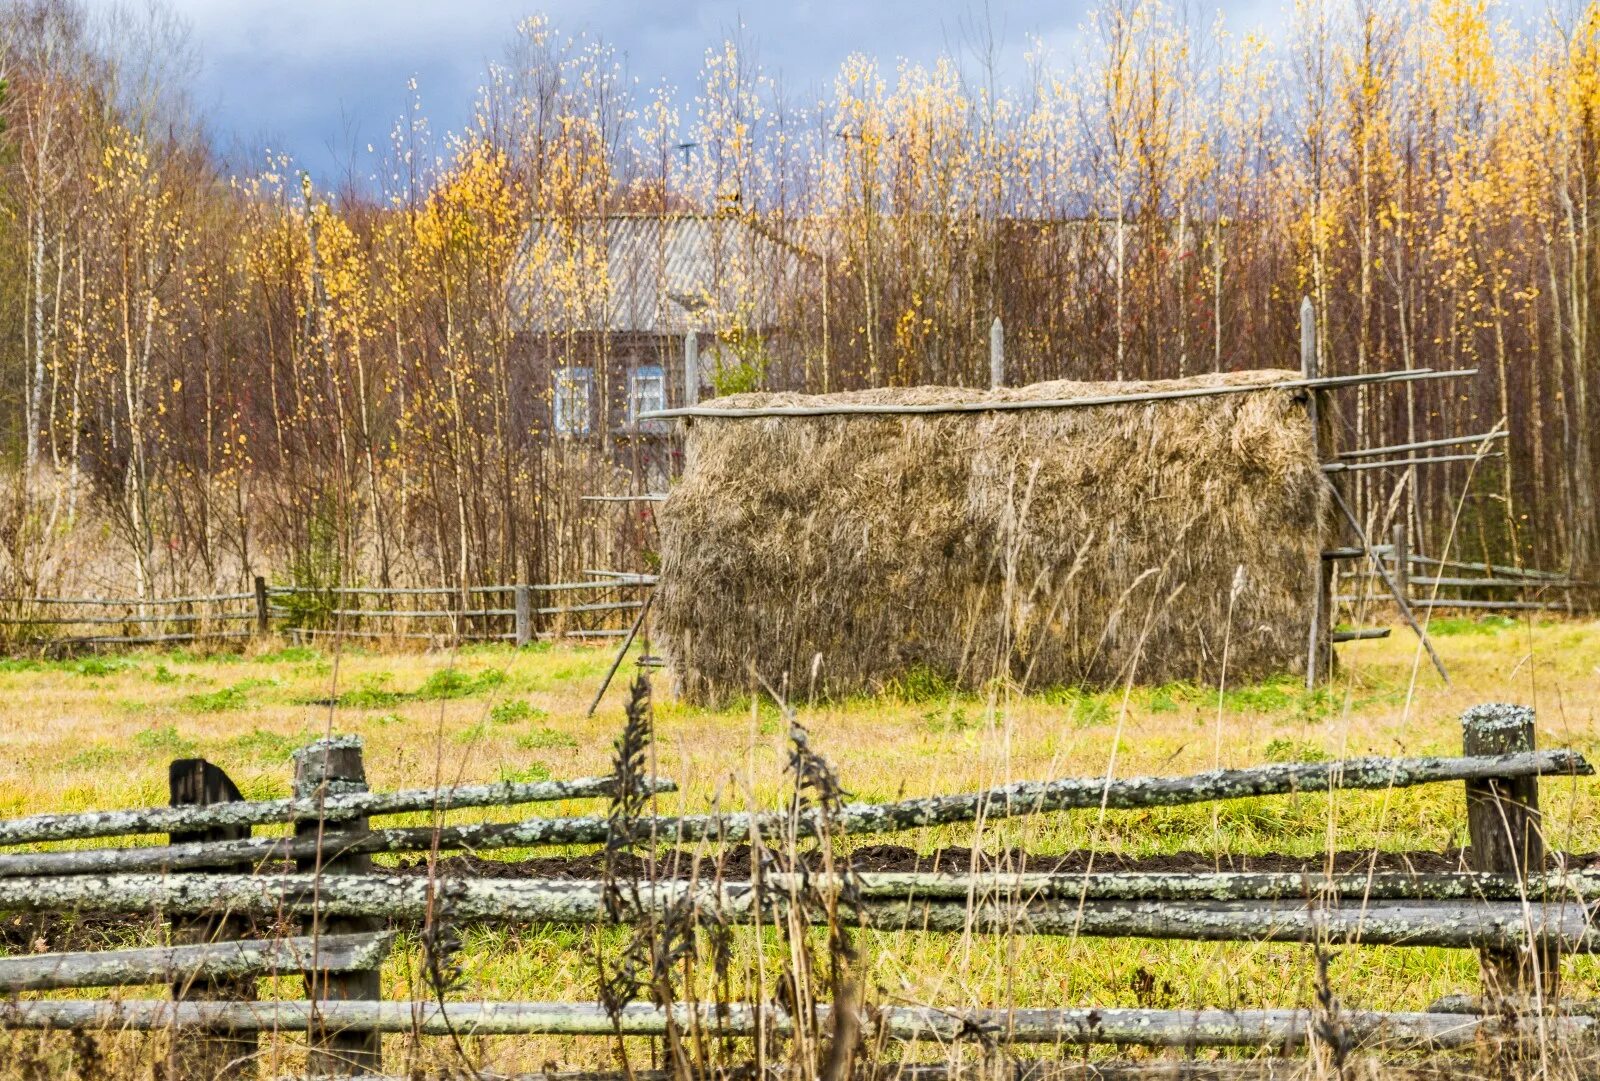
293 737 383 1075
515 584 532 648
1461 703 1554 1008
168 758 257 1081
1392 522 1409 603
254 576 270 637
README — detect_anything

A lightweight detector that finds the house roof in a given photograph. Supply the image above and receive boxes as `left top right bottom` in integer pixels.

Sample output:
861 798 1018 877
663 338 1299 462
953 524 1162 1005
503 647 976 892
514 214 804 336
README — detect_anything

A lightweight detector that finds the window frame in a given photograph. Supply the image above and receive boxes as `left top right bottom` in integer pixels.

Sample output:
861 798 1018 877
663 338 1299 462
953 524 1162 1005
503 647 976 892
552 365 594 437
627 364 667 425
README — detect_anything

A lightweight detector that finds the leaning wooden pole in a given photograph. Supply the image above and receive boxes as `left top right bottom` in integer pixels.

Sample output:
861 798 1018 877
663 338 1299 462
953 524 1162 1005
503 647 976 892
586 590 655 717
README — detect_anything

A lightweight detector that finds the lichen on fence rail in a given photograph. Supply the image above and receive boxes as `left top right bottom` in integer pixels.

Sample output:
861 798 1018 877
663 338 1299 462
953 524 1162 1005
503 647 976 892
0 873 1595 952
0 774 678 847
0 998 1579 1052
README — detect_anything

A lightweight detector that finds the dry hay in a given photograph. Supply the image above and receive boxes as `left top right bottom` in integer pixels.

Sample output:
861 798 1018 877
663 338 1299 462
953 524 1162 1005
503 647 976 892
656 370 1333 704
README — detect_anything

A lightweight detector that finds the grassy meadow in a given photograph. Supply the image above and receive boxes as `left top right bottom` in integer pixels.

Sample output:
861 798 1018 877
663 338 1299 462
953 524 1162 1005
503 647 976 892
2 615 1599 1075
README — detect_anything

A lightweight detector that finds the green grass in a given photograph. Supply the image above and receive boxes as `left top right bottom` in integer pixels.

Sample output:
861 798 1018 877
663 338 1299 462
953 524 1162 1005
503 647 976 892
0 621 1597 1076
181 678 275 712
1427 614 1519 636
489 700 547 725
131 723 198 756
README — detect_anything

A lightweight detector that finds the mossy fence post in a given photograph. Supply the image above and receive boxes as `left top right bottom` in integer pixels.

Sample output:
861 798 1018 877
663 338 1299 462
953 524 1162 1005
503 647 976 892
1462 703 1555 1009
167 757 257 1080
294 738 383 1074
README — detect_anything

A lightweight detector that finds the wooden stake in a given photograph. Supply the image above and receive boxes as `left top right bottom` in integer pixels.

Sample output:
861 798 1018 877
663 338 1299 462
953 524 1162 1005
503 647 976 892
1302 297 1327 689
1462 704 1555 1008
167 758 257 1081
294 738 383 1075
989 316 1005 389
1392 521 1410 603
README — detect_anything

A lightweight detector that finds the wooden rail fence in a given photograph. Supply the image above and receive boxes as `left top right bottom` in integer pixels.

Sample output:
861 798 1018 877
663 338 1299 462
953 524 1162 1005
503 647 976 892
0 572 657 651
0 702 1592 1079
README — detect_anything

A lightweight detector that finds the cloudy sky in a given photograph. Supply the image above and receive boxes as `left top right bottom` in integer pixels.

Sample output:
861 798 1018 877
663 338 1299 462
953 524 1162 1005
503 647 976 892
132 0 1223 186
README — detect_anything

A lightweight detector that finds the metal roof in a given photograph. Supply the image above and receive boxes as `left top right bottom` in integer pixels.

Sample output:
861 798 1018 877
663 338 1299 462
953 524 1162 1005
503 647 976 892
515 215 803 335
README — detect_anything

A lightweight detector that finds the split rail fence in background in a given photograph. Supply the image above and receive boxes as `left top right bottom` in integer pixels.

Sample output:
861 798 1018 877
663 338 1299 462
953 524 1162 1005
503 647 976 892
0 703 1593 1079
0 572 656 651
1328 520 1584 645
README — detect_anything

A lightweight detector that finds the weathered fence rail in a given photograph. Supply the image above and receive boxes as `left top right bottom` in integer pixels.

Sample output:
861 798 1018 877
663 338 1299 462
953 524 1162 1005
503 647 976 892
1332 523 1586 618
0 702 1589 1079
0 572 658 650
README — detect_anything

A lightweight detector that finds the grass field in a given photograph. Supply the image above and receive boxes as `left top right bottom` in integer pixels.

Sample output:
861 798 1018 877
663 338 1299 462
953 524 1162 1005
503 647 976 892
2 615 1598 1075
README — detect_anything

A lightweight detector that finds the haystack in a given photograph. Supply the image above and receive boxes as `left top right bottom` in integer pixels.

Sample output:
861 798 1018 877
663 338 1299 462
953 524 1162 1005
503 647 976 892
656 370 1332 704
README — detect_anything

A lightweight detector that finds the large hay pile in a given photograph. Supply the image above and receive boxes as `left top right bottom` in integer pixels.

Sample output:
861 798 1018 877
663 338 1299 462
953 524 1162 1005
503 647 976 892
656 371 1332 703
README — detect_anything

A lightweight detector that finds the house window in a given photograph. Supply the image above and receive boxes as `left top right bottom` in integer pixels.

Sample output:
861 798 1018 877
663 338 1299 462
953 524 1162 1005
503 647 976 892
628 365 666 424
553 366 593 436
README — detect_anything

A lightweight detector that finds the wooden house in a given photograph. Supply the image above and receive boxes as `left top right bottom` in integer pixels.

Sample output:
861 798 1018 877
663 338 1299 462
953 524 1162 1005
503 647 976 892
513 213 805 483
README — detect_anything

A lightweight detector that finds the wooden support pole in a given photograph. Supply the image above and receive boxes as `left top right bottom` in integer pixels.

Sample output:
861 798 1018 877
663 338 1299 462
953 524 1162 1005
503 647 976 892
514 584 532 648
254 576 270 637
294 738 383 1075
1462 704 1555 1008
585 591 654 717
683 331 699 407
168 758 257 1081
989 316 1005 389
1392 521 1410 603
1302 297 1329 688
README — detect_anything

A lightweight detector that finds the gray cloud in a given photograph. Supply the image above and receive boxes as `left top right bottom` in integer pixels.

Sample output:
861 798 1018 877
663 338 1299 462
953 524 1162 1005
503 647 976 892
105 0 1304 185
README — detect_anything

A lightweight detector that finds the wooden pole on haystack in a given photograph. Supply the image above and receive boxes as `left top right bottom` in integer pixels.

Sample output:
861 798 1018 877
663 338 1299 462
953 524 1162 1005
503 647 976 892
989 317 1005 390
684 331 699 407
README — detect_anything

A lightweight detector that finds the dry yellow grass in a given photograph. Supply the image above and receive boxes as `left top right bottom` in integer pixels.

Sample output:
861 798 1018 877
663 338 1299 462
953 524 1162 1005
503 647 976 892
0 615 1597 1076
